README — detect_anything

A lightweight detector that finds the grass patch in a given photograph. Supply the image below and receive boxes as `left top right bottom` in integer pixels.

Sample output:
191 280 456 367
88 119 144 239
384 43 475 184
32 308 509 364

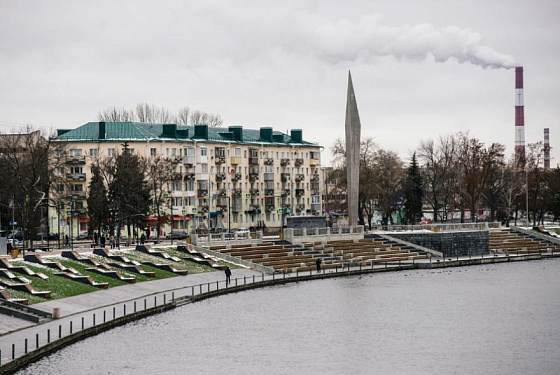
11 262 98 303
553 228 560 235
0 284 45 305
57 259 129 288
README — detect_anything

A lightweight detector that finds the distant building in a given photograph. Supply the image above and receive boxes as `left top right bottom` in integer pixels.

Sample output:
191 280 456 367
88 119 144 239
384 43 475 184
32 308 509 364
52 122 323 236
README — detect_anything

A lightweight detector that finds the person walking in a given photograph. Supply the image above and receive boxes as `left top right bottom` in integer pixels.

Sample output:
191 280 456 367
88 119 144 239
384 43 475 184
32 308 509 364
140 233 146 245
110 236 115 249
316 258 322 273
100 235 106 249
225 266 232 286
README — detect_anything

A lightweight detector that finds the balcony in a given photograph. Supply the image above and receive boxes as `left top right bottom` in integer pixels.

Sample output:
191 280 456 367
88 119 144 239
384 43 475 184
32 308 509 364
280 158 290 166
215 173 226 181
264 189 275 197
296 189 305 197
264 158 274 165
185 190 196 197
66 173 86 181
265 205 275 212
311 203 322 212
295 174 305 182
217 205 228 212
197 155 208 164
281 173 291 182
199 205 209 213
281 189 290 197
295 158 304 167
172 156 183 163
230 156 241 165
312 189 320 196
249 173 259 181
184 173 195 181
232 189 242 197
232 173 242 181
66 155 86 165
68 191 86 199
310 158 320 166
311 174 320 182
297 204 306 212
264 173 275 181
215 156 226 164
249 157 259 165
172 172 183 180
218 189 227 197
184 156 196 165
197 189 208 197
196 173 209 180
232 204 242 212
249 189 260 197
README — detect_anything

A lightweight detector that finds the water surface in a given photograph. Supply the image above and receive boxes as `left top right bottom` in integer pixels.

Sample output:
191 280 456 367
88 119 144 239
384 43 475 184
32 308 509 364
17 259 560 375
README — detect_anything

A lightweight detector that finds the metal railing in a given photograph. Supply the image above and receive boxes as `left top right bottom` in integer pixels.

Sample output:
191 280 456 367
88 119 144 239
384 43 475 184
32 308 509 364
369 222 500 232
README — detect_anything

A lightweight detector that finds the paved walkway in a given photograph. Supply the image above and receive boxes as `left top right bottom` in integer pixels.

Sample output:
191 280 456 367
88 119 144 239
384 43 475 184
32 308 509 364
0 267 261 366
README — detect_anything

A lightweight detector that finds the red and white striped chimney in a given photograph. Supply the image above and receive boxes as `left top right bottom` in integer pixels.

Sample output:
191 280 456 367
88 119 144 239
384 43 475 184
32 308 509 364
544 128 550 169
515 67 526 165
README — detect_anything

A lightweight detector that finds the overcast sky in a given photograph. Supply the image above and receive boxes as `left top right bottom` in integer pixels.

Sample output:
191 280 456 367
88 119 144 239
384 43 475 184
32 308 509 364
1 0 558 166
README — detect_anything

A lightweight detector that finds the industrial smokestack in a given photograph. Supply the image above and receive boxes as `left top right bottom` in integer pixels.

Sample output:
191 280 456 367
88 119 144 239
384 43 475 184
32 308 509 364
544 128 550 169
515 67 526 165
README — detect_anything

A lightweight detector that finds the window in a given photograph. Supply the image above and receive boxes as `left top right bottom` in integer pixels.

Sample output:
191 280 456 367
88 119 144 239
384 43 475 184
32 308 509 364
312 196 320 204
56 184 64 192
281 152 285 158
172 148 177 156
74 202 84 210
108 148 116 157
150 148 157 157
234 148 241 156
173 182 182 191
71 184 83 191
123 148 135 155
244 150 247 158
201 148 207 156
173 197 182 206
185 180 194 191
70 166 82 174
90 149 98 157
69 149 82 157
185 147 195 156
201 164 208 173
57 167 64 174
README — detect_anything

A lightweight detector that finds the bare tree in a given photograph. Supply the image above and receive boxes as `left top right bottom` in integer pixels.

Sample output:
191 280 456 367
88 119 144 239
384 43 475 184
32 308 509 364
498 155 526 227
417 134 457 222
146 156 176 239
189 110 223 127
135 103 173 123
97 107 135 122
0 127 68 247
176 107 191 125
455 133 505 222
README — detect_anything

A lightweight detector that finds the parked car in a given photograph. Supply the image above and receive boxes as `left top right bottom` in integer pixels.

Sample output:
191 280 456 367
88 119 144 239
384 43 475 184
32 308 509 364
168 231 188 240
236 228 250 235
76 233 92 241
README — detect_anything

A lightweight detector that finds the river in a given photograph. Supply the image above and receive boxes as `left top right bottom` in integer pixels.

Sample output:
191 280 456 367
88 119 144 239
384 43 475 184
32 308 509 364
17 258 560 375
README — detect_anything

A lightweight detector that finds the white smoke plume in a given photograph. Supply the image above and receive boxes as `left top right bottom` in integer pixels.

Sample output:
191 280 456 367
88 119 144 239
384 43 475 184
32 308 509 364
299 15 516 69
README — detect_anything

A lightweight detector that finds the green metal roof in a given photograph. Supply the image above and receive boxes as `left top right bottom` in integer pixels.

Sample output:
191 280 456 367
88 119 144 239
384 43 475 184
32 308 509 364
55 122 319 147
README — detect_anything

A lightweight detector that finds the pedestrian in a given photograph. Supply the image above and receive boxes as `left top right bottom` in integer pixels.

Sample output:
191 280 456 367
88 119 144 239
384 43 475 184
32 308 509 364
94 232 98 245
100 235 106 249
110 236 115 249
64 235 69 247
140 233 146 245
225 266 232 286
316 258 322 273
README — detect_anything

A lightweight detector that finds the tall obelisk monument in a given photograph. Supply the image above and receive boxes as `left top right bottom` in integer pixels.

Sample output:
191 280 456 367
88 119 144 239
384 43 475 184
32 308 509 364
345 71 361 226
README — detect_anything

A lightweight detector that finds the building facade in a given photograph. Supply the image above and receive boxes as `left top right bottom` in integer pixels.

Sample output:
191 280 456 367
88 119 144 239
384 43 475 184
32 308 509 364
52 122 323 237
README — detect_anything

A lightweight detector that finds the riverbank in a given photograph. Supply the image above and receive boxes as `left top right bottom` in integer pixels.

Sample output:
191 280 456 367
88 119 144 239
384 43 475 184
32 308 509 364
1 251 559 374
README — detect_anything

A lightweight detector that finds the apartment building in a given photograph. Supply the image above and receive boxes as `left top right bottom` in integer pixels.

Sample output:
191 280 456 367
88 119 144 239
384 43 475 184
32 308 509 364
52 122 323 237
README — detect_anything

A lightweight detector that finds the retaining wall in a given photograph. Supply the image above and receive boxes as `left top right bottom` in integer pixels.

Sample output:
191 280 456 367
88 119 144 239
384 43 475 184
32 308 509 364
390 231 490 257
